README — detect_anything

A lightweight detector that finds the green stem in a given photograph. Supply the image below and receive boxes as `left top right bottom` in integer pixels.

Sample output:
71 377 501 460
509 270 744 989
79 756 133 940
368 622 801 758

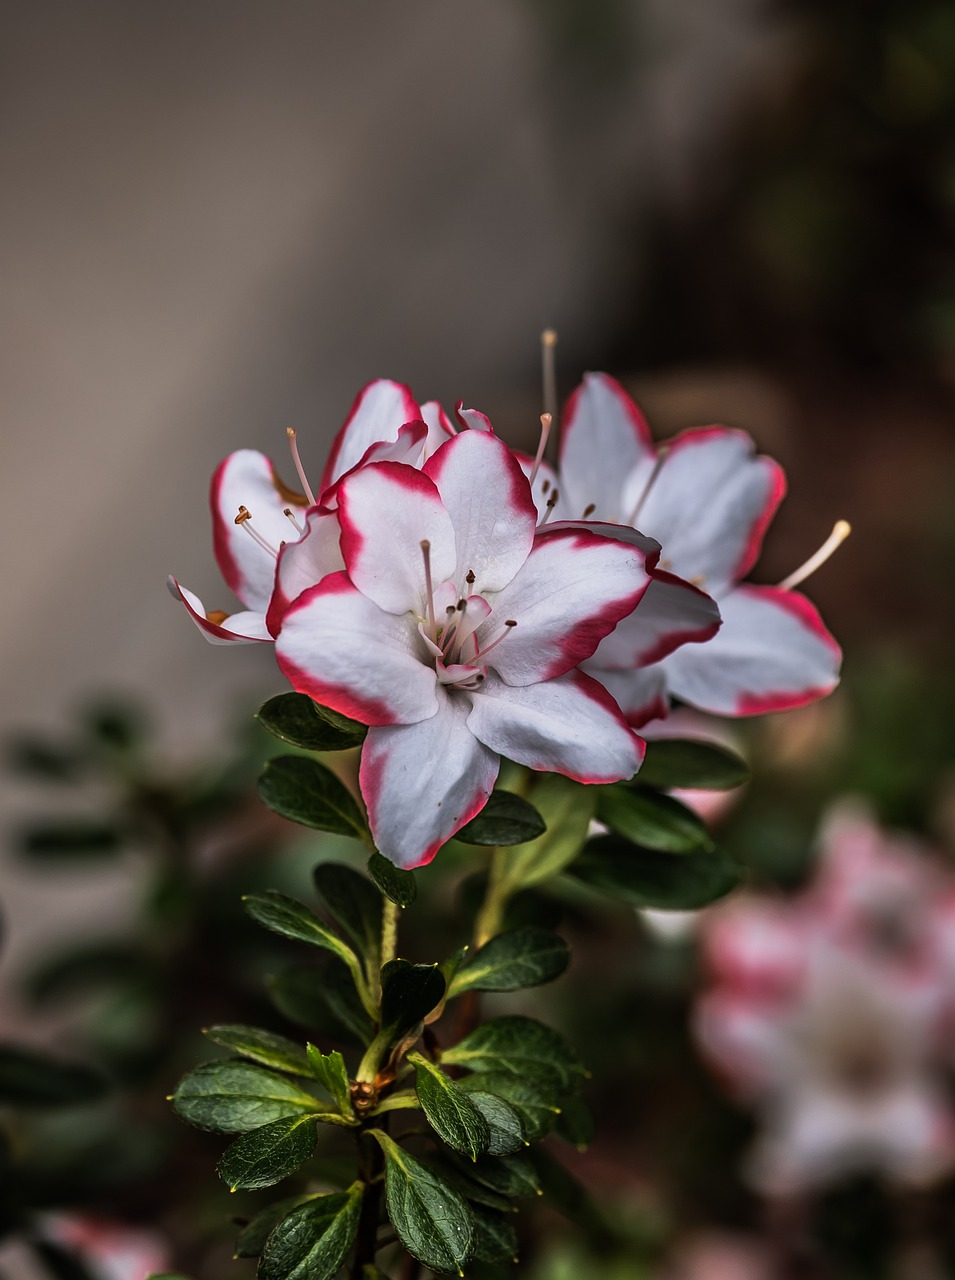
381 898 399 968
474 846 508 947
356 1028 392 1085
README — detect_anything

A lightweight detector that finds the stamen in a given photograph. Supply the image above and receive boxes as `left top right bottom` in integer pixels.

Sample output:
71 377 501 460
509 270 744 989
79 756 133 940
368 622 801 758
582 503 596 519
420 540 436 637
541 479 551 495
627 445 670 527
528 413 552 487
541 329 559 428
234 506 279 558
537 488 560 528
283 507 305 535
471 620 517 663
286 427 317 506
778 520 851 591
466 569 476 585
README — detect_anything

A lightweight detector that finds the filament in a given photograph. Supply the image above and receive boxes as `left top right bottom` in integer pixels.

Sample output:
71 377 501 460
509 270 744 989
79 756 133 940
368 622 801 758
420 540 436 637
626 446 669 528
778 520 851 591
528 413 552 487
286 427 317 506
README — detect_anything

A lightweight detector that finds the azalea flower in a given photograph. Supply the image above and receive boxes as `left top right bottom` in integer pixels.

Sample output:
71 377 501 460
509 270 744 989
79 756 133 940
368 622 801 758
526 373 843 723
42 1216 169 1280
273 429 650 867
694 808 955 1195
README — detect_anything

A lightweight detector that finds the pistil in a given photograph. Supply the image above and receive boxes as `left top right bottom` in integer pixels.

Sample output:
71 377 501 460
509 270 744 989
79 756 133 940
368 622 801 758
528 413 552 487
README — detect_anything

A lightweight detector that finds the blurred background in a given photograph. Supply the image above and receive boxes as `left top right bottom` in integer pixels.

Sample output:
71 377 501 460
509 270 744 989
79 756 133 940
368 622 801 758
2 1 954 1276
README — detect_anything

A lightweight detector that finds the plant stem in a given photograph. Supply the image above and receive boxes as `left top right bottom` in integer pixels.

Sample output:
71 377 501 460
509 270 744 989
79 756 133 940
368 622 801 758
474 845 508 947
381 897 399 967
351 1125 386 1279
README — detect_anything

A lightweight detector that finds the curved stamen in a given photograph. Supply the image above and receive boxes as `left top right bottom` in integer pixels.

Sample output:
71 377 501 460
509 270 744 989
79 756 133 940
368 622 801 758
627 445 670 528
283 507 305 535
472 619 517 663
778 520 851 591
528 413 552 487
286 427 317 506
234 506 279 558
537 488 560 528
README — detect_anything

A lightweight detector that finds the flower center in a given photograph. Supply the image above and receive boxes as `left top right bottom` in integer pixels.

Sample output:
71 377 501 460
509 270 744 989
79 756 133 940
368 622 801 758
417 541 516 692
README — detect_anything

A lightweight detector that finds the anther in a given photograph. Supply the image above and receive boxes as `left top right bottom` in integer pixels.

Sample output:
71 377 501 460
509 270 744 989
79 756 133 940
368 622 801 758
504 620 517 627
286 426 317 506
472 621 518 663
528 413 552 487
457 599 467 611
420 540 436 636
234 505 251 524
537 488 560 528
582 503 596 519
466 569 476 585
542 479 551 495
627 446 670 527
283 507 305 535
234 506 279 558
778 520 852 591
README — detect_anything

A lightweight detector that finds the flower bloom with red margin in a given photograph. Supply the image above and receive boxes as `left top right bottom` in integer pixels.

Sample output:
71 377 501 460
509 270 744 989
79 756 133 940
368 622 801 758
272 429 650 868
525 372 842 725
694 804 955 1195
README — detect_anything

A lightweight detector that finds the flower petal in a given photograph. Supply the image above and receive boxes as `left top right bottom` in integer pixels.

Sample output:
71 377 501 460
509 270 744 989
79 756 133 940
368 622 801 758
636 427 786 593
581 663 670 728
662 585 841 716
266 506 345 636
453 402 494 432
274 572 439 725
336 462 456 615
168 577 273 645
212 450 305 611
483 528 651 685
591 569 721 669
559 372 655 522
466 670 644 783
319 379 421 494
423 430 537 593
360 691 499 868
420 400 456 456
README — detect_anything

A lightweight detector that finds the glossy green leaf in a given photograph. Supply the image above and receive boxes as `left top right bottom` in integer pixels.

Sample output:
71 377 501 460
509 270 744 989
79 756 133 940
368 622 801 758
570 834 741 909
17 821 123 860
267 960 374 1046
312 861 382 960
218 1113 317 1191
306 1045 353 1116
259 1184 363 1280
258 756 370 842
554 1093 596 1149
441 1016 584 1091
464 1090 527 1155
458 1073 560 1140
256 692 367 751
451 1149 541 1199
449 928 569 996
408 1052 490 1160
204 1025 311 1077
368 853 417 907
171 1060 324 1134
244 892 366 998
596 784 715 854
496 776 595 891
379 960 446 1040
234 1196 311 1258
637 737 749 791
367 1131 474 1275
471 1204 520 1264
0 1046 105 1106
456 791 547 846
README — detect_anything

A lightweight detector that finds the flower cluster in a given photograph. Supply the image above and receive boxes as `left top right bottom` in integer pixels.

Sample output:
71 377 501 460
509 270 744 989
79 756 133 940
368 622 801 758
694 803 955 1195
171 374 841 867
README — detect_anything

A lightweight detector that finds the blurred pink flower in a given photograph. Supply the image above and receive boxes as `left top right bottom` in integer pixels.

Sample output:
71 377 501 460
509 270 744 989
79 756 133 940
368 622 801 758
43 1216 169 1280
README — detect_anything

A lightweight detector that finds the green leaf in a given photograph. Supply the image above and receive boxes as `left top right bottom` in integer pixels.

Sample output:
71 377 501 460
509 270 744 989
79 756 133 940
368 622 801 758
449 928 569 996
312 861 382 960
218 1113 317 1191
554 1093 596 1149
368 853 417 907
471 1204 520 1265
259 1184 363 1280
596 785 715 854
17 821 123 860
570 834 741 909
464 1090 527 1155
244 892 369 1007
456 791 547 846
441 1016 585 1092
408 1052 490 1160
258 756 370 842
204 1025 311 1077
0 1046 105 1106
496 776 595 891
256 692 367 751
267 960 374 1046
307 1045 353 1116
451 1150 541 1199
458 1073 560 1141
637 737 749 791
171 1060 324 1133
367 1131 474 1275
379 960 446 1040
234 1196 312 1257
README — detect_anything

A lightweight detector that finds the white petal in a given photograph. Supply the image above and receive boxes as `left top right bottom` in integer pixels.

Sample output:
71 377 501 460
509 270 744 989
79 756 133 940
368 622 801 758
267 506 345 634
275 572 438 725
167 578 272 645
582 663 670 728
319 379 422 493
212 450 306 611
466 670 643 784
558 372 656 522
423 431 537 593
591 570 721 669
662 585 841 716
360 691 499 868
336 462 456 615
483 528 650 685
635 427 786 594
419 400 456 457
